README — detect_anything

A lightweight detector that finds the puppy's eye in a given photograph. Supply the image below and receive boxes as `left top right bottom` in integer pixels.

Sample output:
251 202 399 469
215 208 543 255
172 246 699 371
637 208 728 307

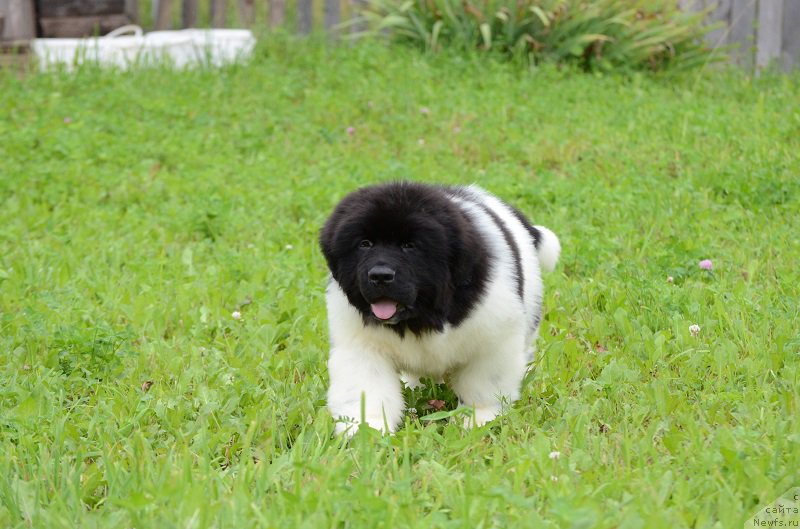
401 242 415 251
359 240 373 249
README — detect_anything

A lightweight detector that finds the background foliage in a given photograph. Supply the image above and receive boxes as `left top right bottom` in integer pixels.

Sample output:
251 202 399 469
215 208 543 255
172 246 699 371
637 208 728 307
352 0 716 71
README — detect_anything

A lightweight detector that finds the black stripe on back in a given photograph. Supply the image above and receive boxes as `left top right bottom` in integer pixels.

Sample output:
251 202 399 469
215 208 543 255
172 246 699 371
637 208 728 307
508 206 542 249
444 186 525 301
476 204 524 301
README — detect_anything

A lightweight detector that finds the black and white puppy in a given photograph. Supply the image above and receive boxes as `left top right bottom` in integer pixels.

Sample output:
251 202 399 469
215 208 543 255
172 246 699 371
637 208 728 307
319 182 560 434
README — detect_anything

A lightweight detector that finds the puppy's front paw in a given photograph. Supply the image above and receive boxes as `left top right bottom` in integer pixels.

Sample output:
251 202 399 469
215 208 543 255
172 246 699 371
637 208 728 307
334 419 358 437
462 405 501 428
333 414 393 437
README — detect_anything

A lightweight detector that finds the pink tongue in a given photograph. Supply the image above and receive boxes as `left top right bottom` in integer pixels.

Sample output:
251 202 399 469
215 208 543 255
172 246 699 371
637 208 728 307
371 300 398 320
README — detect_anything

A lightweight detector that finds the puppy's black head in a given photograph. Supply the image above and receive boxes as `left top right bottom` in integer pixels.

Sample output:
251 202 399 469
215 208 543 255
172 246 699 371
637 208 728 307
320 182 488 335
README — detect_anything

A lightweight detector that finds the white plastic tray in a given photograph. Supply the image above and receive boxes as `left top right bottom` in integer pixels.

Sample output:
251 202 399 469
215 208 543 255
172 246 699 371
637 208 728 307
30 25 256 71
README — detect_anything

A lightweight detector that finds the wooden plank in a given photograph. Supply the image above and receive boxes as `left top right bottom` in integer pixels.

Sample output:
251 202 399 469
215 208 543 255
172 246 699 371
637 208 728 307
0 0 36 40
677 0 706 12
182 0 197 27
678 0 732 51
39 13 133 36
210 0 225 27
350 0 367 35
154 0 171 29
1 38 32 50
323 0 339 35
268 0 285 27
38 0 126 17
706 0 732 50
125 0 138 23
756 0 783 70
729 0 756 68
238 0 254 26
781 0 800 71
297 0 312 34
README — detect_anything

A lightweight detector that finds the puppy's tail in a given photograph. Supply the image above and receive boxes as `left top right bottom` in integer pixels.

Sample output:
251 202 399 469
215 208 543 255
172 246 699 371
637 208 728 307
534 226 561 273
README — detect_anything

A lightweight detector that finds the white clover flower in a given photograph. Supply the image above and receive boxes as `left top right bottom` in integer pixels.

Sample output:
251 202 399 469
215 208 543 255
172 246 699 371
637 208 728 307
549 451 561 460
689 324 700 337
232 311 242 320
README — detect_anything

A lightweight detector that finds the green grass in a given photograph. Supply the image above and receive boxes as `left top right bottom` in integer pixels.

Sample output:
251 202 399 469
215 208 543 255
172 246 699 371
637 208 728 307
1 37 799 528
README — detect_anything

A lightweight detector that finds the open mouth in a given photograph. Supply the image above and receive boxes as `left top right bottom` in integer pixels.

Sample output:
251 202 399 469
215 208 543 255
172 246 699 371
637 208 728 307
369 298 406 323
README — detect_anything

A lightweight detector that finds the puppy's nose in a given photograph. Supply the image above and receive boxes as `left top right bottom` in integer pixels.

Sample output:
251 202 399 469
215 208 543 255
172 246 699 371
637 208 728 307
368 265 395 284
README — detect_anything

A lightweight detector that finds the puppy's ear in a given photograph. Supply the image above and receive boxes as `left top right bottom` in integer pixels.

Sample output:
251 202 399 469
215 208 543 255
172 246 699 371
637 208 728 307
319 209 342 274
320 188 372 276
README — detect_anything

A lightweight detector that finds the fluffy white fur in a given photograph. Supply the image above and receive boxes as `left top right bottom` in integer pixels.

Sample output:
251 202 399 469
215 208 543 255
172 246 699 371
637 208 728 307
326 185 560 434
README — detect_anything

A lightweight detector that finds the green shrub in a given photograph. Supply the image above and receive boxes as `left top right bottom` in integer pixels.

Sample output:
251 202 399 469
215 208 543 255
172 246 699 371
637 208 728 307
351 0 716 72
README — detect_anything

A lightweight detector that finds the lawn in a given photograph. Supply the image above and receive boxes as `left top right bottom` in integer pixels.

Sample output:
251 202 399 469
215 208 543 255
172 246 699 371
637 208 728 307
1 37 799 528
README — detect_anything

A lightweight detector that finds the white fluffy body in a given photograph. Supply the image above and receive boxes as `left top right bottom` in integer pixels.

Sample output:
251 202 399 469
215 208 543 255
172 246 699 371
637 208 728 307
325 185 560 434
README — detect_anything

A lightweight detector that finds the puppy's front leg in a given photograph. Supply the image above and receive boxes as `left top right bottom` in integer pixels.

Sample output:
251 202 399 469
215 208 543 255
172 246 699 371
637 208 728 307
449 337 527 427
327 346 404 435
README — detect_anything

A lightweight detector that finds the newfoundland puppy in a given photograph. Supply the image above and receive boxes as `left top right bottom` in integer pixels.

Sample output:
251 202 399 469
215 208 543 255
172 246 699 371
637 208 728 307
320 182 560 434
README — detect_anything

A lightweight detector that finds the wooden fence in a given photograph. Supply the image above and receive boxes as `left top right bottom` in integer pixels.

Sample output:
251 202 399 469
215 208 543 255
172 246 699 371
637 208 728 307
0 0 365 40
142 0 364 35
141 0 800 71
681 0 800 71
2 0 800 71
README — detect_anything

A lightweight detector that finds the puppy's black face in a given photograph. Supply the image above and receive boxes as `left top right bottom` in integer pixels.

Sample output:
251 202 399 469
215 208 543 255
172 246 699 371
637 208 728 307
349 217 449 327
320 183 489 336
